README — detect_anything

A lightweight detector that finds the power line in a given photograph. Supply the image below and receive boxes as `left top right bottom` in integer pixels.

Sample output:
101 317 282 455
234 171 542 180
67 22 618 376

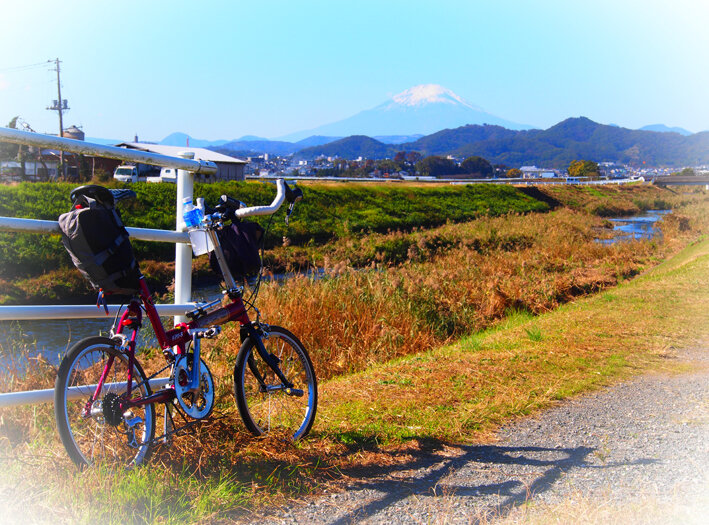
0 60 51 74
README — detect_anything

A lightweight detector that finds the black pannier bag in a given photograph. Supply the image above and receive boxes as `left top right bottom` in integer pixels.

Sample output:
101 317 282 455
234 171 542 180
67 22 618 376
58 189 141 296
209 221 264 280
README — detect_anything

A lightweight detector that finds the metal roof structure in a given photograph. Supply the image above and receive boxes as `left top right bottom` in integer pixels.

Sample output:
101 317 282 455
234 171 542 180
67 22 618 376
115 142 246 165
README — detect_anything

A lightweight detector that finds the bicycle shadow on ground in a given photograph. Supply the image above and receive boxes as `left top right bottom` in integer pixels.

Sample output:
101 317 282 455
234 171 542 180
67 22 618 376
287 437 659 525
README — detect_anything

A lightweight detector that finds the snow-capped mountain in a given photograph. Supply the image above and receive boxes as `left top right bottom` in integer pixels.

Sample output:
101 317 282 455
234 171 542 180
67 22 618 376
278 84 531 141
388 84 483 110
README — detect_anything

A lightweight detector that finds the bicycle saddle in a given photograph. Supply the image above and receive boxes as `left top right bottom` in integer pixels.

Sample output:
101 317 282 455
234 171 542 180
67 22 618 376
70 185 136 207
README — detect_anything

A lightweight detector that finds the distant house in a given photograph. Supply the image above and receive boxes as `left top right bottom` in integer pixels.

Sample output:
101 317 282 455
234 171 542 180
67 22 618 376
520 166 557 179
115 142 247 181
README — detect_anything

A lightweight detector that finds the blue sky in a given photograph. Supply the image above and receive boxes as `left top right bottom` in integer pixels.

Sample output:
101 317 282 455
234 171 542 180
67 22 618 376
0 0 707 141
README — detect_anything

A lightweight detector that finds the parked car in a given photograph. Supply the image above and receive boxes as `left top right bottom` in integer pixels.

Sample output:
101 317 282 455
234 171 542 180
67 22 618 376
113 163 159 182
147 167 178 183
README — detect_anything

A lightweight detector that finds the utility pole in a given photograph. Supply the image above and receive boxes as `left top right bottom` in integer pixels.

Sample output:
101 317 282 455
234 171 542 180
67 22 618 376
47 58 69 177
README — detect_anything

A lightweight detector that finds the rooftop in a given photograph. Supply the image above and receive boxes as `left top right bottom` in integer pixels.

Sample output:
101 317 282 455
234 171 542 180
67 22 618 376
115 142 247 164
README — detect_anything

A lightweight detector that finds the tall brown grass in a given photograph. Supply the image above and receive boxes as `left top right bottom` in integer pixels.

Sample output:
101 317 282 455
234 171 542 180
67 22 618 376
219 201 708 381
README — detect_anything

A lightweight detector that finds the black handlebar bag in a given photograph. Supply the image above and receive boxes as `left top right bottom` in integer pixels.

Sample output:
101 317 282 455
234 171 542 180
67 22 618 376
209 221 265 280
58 196 141 295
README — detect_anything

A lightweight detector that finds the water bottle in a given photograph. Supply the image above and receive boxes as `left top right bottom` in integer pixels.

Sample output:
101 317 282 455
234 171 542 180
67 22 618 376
182 197 203 229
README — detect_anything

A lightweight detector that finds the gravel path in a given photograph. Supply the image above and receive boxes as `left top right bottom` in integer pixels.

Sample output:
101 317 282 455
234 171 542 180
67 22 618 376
262 345 709 524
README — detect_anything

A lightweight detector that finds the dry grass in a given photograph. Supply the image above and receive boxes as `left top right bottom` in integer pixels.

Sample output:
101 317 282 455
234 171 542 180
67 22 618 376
229 202 706 382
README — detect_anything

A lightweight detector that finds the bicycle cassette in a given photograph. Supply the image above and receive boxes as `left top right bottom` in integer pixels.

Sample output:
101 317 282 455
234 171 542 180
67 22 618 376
172 354 215 420
102 392 124 427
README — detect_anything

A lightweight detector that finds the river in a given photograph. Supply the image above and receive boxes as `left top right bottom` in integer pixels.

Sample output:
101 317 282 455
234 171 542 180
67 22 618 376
600 209 671 244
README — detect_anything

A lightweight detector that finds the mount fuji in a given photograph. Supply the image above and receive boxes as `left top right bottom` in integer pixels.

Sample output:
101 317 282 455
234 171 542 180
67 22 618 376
277 84 532 141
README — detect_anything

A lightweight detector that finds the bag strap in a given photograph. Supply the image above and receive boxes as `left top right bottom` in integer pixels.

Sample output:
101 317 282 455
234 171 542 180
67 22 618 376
100 259 138 286
92 232 130 266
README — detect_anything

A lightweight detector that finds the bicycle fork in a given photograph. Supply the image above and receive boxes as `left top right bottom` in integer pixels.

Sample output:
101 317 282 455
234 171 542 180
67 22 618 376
243 324 303 397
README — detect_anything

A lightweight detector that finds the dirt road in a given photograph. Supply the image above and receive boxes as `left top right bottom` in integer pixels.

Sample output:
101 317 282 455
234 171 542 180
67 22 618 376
262 345 709 524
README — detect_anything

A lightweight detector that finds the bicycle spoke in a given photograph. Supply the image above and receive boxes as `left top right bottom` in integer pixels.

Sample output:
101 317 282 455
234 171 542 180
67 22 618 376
55 338 155 468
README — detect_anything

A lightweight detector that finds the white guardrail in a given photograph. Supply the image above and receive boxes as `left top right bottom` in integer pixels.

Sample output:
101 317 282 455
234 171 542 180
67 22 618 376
0 126 218 408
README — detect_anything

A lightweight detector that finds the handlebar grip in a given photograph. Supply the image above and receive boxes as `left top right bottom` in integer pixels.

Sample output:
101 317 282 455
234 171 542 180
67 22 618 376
218 194 243 210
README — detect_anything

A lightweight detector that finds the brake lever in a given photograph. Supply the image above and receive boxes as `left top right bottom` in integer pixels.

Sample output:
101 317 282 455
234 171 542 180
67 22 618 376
284 184 303 226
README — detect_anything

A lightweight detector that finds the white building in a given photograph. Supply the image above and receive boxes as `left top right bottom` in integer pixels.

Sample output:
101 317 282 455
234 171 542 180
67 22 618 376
520 166 557 179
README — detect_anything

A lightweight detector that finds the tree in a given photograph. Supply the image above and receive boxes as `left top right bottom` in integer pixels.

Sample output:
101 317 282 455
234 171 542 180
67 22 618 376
405 151 422 166
676 167 696 177
505 168 523 178
415 156 459 177
0 117 20 161
568 159 601 179
460 156 493 177
0 117 28 179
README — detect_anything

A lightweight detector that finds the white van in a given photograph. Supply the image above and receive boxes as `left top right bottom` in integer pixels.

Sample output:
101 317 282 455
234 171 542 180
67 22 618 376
147 167 178 183
113 165 139 182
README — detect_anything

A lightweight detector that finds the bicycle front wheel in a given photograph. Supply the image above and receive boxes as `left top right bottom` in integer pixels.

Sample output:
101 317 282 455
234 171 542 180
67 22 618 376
54 337 156 468
234 326 317 440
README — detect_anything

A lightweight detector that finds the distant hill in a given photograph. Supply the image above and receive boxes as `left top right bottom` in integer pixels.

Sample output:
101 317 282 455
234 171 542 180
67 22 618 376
216 139 300 156
294 135 341 148
296 117 709 167
374 134 424 144
215 135 342 156
296 135 392 160
639 124 693 136
405 124 518 154
215 134 422 157
159 132 229 148
162 117 707 168
235 135 269 141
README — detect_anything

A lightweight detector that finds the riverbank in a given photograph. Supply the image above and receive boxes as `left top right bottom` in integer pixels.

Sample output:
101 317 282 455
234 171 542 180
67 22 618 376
0 186 707 523
0 180 548 286
0 183 689 306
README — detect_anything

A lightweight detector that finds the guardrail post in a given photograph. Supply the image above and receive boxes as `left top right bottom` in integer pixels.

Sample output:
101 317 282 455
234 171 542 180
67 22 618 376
175 151 194 324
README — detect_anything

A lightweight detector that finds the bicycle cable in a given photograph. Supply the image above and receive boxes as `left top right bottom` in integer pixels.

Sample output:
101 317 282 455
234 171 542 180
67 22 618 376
240 210 276 312
110 301 127 334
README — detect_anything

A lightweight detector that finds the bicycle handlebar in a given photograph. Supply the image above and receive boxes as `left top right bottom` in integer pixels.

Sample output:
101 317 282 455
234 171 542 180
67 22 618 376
233 179 287 218
201 178 301 225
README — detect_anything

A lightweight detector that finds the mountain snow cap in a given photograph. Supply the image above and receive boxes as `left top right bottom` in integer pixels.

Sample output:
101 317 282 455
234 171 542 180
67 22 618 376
391 84 481 110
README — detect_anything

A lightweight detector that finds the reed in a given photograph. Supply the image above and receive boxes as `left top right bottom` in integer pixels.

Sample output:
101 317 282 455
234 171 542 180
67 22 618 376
220 199 708 381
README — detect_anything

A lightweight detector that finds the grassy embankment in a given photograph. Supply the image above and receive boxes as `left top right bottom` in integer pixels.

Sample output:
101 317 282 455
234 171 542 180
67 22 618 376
0 181 546 304
0 181 680 304
0 184 707 523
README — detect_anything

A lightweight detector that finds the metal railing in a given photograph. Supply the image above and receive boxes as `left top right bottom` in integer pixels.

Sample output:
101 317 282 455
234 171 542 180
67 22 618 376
0 127 218 407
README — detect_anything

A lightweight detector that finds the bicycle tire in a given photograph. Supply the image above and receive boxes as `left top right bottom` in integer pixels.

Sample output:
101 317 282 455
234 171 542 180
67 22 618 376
233 326 317 440
54 336 156 468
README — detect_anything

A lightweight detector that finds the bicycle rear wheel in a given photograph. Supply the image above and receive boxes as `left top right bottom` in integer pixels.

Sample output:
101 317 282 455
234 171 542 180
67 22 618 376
54 336 155 468
233 326 317 440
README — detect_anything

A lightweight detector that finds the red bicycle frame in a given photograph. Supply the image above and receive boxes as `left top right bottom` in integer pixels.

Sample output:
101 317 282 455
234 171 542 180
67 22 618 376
88 276 252 411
